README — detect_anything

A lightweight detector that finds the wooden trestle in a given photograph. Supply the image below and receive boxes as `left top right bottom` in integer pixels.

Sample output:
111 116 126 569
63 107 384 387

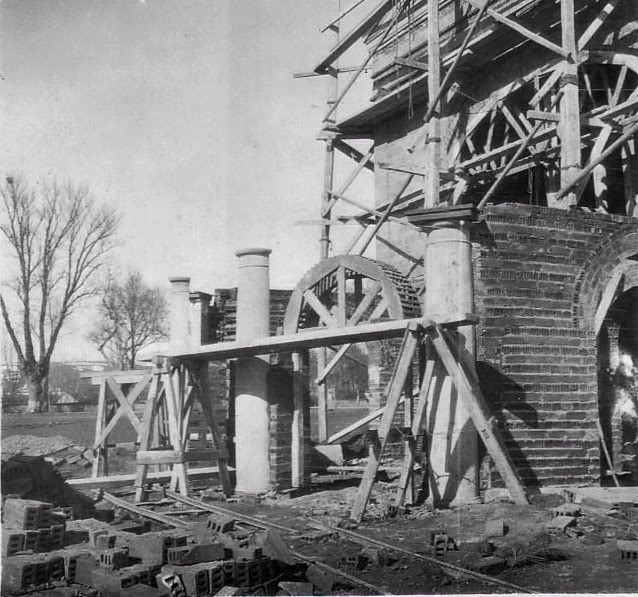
161 313 527 519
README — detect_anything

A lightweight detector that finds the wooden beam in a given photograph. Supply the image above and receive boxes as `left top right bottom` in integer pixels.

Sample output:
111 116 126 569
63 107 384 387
529 64 565 108
322 146 375 217
409 0 493 154
424 0 441 208
556 120 638 201
323 0 409 121
478 93 562 209
393 57 428 72
316 343 353 386
577 0 622 51
70 466 230 490
292 352 305 488
168 314 477 362
622 135 638 216
136 449 228 465
594 269 624 335
321 0 369 33
357 174 414 255
329 190 414 227
428 325 528 505
333 139 375 171
558 0 581 208
348 280 382 325
462 0 569 59
351 326 420 521
304 289 339 328
326 397 407 445
314 0 393 73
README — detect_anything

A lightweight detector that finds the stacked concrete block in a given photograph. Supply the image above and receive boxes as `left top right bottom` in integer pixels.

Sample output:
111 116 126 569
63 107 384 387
0 552 71 593
99 546 131 570
2 498 66 556
122 531 189 567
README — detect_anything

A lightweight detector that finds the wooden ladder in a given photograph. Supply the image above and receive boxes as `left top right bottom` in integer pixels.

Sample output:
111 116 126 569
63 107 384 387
351 321 528 522
133 359 232 502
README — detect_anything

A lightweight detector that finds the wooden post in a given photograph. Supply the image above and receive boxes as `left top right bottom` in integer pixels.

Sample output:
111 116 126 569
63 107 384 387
622 134 638 216
92 379 107 478
555 0 581 208
351 325 421 521
292 351 305 488
424 0 441 208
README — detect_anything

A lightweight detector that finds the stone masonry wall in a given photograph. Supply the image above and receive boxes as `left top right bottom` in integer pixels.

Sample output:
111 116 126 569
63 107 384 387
474 203 638 487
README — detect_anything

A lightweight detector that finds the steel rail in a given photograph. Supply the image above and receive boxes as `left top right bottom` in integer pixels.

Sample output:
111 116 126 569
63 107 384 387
102 492 190 529
166 490 532 594
312 522 533 594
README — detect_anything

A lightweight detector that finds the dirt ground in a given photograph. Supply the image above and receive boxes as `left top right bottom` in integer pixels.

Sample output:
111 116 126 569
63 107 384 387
2 416 638 594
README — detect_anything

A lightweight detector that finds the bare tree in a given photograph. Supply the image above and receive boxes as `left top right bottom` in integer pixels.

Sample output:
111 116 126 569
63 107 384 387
89 271 168 370
0 175 118 412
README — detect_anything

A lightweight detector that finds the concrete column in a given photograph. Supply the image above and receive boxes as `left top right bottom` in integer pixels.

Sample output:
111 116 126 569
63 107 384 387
169 277 191 350
424 220 479 506
190 291 212 345
234 248 272 494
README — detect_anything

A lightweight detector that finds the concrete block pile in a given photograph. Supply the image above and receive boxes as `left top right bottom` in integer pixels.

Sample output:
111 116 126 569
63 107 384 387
1 497 306 596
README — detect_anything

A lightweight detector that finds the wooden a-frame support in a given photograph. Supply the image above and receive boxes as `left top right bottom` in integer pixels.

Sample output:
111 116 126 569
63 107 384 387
351 321 528 522
133 359 232 503
91 371 151 478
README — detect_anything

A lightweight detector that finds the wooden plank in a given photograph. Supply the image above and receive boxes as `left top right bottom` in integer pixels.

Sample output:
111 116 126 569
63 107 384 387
169 315 476 362
321 0 368 33
70 466 230 490
556 119 638 201
428 325 528 505
333 139 375 171
529 64 564 107
92 379 107 478
462 0 569 59
317 343 353 386
558 0 581 207
292 352 305 488
323 0 409 121
351 326 420 521
594 268 624 335
134 372 160 502
392 355 439 510
194 361 233 497
424 0 441 208
87 371 151 385
348 281 382 326
357 174 414 255
326 397 407 445
105 377 143 434
303 289 338 328
136 449 228 465
622 135 638 216
577 0 622 51
393 57 428 71
337 266 347 326
314 0 393 73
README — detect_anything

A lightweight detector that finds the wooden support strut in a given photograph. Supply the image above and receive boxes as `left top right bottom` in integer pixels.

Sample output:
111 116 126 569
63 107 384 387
351 324 421 522
428 324 528 505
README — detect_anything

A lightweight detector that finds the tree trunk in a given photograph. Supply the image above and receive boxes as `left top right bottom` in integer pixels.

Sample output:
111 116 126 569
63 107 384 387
26 374 45 413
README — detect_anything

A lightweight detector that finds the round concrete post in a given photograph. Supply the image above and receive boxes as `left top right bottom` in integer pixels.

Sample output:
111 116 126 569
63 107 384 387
169 277 191 350
424 220 479 506
234 248 272 494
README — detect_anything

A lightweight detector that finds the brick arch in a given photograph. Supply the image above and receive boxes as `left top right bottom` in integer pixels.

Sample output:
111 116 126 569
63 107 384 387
575 228 638 328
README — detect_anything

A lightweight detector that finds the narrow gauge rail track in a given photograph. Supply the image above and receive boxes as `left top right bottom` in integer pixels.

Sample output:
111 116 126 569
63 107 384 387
103 491 391 595
104 490 531 594
164 491 531 594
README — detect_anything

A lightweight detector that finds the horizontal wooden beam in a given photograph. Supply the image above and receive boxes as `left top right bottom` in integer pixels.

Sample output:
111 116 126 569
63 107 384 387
326 397 407 445
136 449 228 465
166 314 478 362
313 0 393 73
392 57 428 71
67 466 229 490
462 0 569 59
84 371 151 385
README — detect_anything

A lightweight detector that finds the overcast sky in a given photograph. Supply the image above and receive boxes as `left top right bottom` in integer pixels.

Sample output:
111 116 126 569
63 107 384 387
0 0 374 361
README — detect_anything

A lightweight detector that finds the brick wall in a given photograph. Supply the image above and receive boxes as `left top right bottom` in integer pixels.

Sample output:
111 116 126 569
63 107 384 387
474 203 638 487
